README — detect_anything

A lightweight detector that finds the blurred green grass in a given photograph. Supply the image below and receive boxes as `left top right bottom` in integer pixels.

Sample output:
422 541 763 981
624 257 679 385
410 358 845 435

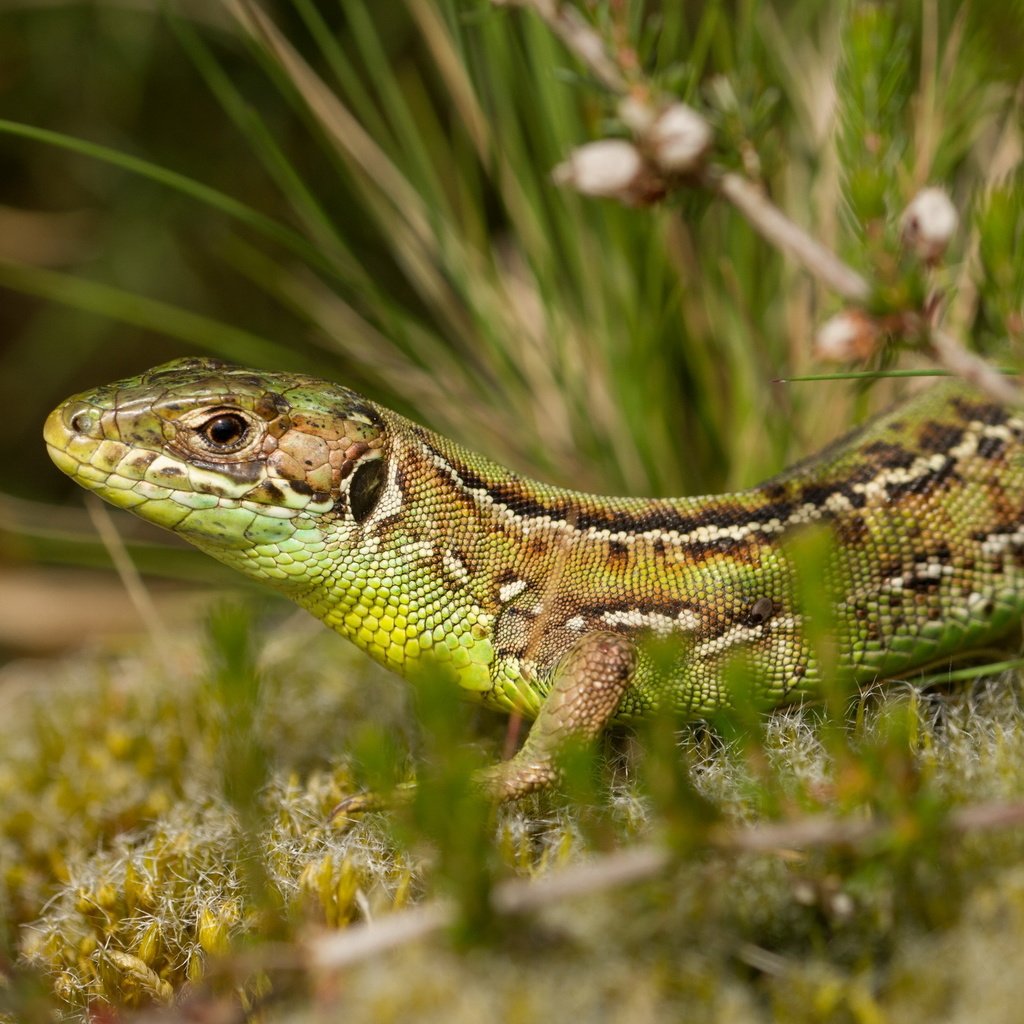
2 1 1024 1020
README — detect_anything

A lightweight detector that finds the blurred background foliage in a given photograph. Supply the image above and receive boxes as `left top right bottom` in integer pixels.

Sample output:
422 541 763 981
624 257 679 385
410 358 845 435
0 0 805 655
1 0 1023 656
3 0 1024 1019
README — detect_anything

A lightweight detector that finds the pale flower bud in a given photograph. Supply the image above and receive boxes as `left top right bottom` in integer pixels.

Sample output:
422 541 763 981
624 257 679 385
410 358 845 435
552 140 645 200
814 310 879 363
901 187 958 263
648 103 712 173
618 96 656 134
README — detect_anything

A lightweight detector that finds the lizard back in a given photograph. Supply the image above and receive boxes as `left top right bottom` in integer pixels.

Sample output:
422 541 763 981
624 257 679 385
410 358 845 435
44 361 1024 722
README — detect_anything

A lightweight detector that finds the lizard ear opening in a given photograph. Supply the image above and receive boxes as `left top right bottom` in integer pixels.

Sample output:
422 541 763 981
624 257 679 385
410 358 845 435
348 457 386 523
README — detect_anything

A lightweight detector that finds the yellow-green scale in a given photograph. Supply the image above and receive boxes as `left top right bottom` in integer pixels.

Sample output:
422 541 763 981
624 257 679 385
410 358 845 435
265 535 539 713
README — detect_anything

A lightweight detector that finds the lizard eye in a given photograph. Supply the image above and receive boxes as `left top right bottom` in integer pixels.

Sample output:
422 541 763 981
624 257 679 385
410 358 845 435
348 457 386 523
198 413 250 451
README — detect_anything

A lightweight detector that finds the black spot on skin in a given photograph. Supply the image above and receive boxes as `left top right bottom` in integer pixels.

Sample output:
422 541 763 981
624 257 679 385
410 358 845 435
903 575 942 593
917 421 965 454
845 463 880 485
836 515 868 544
977 435 1007 461
261 482 286 503
445 547 471 575
289 480 313 495
128 451 159 471
607 539 629 559
952 398 1009 426
160 466 184 478
255 392 290 419
796 484 832 506
505 605 537 619
863 441 917 469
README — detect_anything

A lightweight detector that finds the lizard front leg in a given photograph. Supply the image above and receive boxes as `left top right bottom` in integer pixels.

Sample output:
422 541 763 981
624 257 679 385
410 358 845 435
481 631 638 802
332 632 637 816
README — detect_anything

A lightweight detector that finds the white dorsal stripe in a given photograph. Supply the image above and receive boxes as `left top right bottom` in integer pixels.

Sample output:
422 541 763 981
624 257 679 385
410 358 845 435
415 420 1022 551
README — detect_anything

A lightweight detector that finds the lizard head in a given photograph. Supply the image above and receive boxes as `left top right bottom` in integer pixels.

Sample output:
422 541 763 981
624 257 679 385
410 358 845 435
44 357 391 586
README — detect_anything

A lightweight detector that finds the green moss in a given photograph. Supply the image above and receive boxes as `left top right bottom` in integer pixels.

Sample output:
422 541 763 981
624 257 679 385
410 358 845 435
5 612 1024 1021
0 612 589 1015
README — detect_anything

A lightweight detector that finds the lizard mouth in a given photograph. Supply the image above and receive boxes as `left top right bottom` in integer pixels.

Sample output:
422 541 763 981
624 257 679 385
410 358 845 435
43 401 134 501
43 404 79 475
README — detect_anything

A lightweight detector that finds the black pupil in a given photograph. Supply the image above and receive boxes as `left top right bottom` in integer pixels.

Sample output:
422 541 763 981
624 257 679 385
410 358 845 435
205 415 246 446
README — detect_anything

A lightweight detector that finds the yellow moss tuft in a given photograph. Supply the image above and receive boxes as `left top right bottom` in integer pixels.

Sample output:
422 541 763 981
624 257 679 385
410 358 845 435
6 618 1024 1021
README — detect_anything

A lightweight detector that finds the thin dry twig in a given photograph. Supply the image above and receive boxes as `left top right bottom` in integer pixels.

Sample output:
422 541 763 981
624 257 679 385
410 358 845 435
710 170 871 303
307 798 1024 971
928 327 1021 403
504 0 1020 403
84 496 173 658
494 0 628 93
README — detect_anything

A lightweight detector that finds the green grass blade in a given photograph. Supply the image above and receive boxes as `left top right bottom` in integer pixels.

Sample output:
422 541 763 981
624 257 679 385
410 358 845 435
168 11 366 288
0 261 308 369
0 117 334 278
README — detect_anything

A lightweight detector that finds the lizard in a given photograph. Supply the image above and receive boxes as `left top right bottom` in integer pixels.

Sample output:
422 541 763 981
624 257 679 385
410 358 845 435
44 358 1024 801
